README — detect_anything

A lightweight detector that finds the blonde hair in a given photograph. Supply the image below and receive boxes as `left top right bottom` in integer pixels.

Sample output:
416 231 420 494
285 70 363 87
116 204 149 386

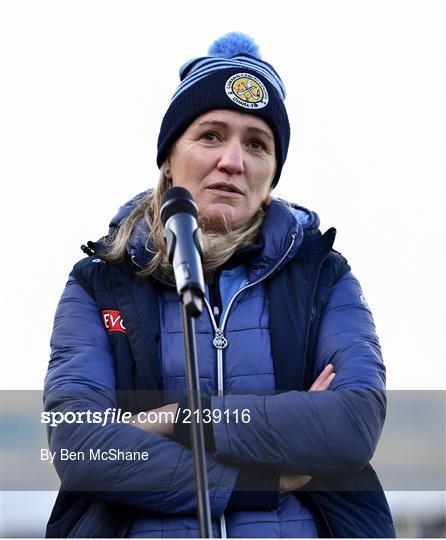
100 168 271 282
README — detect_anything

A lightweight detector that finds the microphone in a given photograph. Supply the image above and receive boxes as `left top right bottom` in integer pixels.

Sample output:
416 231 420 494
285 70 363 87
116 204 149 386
160 187 205 317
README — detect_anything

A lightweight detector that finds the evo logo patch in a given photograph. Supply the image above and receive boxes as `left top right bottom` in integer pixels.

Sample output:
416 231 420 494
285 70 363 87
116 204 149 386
102 310 127 334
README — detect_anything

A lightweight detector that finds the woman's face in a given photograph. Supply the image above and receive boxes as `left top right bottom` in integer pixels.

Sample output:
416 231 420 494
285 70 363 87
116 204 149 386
166 109 276 231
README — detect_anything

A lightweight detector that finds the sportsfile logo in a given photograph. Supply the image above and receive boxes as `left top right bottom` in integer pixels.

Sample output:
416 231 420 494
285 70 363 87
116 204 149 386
102 310 127 334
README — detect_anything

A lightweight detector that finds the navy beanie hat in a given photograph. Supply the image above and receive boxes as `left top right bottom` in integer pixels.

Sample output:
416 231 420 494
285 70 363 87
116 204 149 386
156 32 290 188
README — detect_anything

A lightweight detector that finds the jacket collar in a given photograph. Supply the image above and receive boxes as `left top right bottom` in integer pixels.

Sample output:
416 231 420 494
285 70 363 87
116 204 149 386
107 191 321 283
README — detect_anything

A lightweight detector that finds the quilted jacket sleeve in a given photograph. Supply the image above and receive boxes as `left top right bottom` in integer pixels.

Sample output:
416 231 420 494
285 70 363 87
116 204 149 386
211 271 387 475
44 276 238 516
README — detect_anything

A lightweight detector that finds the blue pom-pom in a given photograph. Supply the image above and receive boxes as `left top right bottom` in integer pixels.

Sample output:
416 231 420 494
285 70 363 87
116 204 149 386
208 32 261 59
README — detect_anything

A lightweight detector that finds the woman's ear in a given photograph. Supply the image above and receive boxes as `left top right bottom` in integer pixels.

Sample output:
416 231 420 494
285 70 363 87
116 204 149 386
164 158 172 180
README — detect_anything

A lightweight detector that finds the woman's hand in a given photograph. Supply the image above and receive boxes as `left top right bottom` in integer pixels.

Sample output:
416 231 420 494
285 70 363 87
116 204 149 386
129 403 179 437
279 363 335 493
308 363 335 392
279 473 313 493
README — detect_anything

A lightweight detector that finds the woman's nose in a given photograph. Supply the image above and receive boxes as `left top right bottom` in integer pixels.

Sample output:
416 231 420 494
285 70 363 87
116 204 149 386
217 139 244 174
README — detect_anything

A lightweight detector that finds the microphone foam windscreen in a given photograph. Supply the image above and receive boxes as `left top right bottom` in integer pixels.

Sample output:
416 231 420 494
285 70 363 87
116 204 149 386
160 187 198 225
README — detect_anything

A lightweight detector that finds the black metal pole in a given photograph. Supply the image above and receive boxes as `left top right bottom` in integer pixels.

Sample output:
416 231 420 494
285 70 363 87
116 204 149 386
180 299 213 538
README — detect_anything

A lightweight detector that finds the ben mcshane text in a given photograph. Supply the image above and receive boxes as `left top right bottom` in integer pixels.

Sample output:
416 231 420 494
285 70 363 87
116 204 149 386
41 448 150 463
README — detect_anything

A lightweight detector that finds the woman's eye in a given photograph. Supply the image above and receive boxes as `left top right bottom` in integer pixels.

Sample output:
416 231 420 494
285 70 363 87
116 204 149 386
249 139 266 151
201 132 218 142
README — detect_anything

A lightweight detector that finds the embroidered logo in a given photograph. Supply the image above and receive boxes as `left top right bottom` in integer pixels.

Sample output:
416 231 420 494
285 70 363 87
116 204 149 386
225 73 269 109
358 293 370 310
102 310 127 334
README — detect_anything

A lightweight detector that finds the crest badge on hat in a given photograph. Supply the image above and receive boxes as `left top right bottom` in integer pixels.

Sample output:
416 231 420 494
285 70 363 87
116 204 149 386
225 72 269 109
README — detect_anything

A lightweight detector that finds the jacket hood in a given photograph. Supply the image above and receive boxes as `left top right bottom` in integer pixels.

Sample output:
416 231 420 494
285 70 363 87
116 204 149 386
107 190 321 281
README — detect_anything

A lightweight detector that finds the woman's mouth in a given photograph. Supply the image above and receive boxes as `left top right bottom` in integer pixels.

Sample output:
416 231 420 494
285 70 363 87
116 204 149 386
207 182 243 197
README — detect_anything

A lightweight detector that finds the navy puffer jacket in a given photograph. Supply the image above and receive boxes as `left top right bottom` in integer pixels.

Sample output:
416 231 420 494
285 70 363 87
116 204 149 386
44 195 396 538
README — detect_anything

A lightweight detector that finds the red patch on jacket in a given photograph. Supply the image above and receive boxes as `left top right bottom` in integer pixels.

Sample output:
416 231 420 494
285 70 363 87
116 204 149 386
102 310 127 334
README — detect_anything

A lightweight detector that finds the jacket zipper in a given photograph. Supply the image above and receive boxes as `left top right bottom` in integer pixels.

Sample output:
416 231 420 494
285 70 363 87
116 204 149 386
301 241 334 386
203 234 296 539
204 233 296 393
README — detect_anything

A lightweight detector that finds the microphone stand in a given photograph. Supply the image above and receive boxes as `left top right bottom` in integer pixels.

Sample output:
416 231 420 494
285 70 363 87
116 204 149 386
161 187 212 537
180 289 213 538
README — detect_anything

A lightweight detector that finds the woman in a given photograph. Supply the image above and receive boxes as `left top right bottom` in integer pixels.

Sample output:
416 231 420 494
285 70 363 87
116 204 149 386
44 33 396 538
